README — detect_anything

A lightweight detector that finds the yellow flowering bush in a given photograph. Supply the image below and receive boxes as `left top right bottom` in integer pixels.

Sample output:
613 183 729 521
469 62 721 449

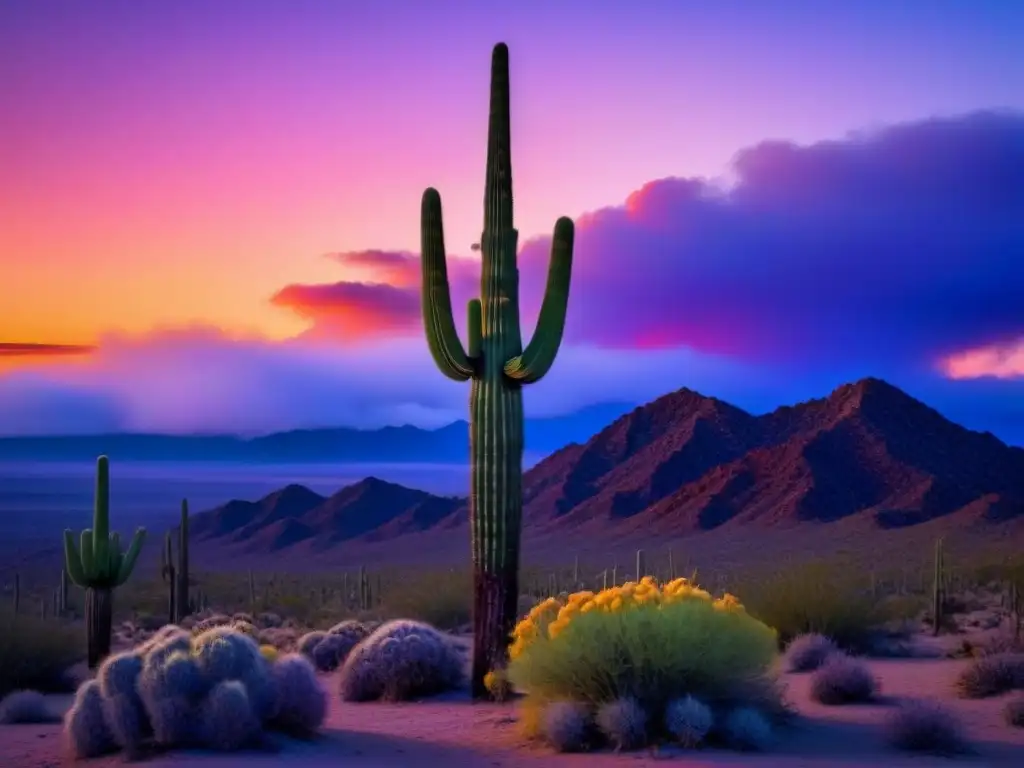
508 577 782 717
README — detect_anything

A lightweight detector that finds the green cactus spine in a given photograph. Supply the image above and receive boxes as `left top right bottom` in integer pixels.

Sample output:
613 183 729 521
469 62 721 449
420 42 574 699
63 456 146 667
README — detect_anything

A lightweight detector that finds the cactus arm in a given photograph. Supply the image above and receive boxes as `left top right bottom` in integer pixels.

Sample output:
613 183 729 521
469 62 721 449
504 216 574 383
421 187 474 381
63 529 87 586
80 530 95 580
116 528 146 585
467 298 482 359
108 532 122 581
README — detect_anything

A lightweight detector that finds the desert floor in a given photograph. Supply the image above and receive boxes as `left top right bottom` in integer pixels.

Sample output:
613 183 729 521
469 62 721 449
3 655 1024 768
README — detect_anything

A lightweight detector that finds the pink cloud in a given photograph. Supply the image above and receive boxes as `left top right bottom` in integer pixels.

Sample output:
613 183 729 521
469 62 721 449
941 338 1024 380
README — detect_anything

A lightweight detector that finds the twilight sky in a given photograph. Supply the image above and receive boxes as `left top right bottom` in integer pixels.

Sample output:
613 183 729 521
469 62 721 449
2 0 1024 443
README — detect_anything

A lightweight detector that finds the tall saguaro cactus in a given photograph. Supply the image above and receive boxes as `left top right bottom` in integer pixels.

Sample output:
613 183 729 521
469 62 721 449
63 456 146 667
420 42 575 698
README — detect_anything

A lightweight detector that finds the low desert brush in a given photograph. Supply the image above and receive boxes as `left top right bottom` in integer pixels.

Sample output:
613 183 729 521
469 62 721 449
0 689 61 724
884 699 971 755
809 653 877 704
954 653 1024 699
735 563 892 652
508 577 782 723
1004 694 1024 728
0 612 82 697
63 625 328 759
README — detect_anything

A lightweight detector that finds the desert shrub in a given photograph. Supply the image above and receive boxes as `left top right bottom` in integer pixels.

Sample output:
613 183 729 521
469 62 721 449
297 630 327 659
735 563 890 653
191 626 277 721
270 653 328 736
1003 696 1024 729
508 577 782 751
784 633 839 672
228 620 259 640
540 700 592 752
64 680 117 759
191 614 231 633
884 699 971 755
1005 694 1024 727
0 612 82 697
96 651 147 754
338 619 465 702
62 625 329 757
596 697 648 750
258 626 297 650
200 680 261 751
664 695 713 748
0 689 61 724
722 706 773 751
809 654 877 705
378 570 471 630
309 620 370 672
954 653 1024 699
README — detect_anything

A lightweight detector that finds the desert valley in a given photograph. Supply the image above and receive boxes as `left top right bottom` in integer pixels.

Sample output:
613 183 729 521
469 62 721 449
10 376 1020 575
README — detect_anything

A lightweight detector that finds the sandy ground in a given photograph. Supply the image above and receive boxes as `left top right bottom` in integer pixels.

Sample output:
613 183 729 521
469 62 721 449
3 656 1024 768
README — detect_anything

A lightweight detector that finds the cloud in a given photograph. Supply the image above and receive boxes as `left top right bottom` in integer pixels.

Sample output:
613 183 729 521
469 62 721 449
0 343 95 356
270 110 1024 376
3 110 1024 442
0 326 772 435
941 337 1024 380
270 250 477 341
270 280 422 340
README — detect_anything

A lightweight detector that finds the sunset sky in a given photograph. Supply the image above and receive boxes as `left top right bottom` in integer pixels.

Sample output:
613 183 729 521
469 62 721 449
2 0 1023 443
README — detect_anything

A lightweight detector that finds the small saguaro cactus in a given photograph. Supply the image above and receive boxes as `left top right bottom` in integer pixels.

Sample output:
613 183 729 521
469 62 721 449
161 531 177 623
160 499 191 623
63 456 146 667
932 538 945 636
420 42 575 698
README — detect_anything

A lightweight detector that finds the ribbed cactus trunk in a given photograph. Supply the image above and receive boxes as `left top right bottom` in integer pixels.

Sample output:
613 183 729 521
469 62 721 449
85 587 113 668
420 43 574 699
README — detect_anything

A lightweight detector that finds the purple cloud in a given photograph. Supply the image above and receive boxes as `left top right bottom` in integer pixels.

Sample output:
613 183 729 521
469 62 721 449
272 110 1024 373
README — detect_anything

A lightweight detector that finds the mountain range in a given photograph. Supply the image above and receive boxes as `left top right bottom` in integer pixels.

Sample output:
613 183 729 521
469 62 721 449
181 378 1024 560
0 403 632 463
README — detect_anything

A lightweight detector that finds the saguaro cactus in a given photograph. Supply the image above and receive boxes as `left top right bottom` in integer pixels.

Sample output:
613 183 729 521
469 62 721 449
932 537 945 636
63 456 146 667
420 42 575 698
175 499 190 621
161 531 177 623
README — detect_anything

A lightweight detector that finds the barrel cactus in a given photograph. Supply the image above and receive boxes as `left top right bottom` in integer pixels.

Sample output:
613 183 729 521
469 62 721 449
420 42 575 698
63 456 146 667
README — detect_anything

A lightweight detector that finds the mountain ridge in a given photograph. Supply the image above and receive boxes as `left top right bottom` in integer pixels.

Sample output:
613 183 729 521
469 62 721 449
179 377 1024 557
0 402 633 463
